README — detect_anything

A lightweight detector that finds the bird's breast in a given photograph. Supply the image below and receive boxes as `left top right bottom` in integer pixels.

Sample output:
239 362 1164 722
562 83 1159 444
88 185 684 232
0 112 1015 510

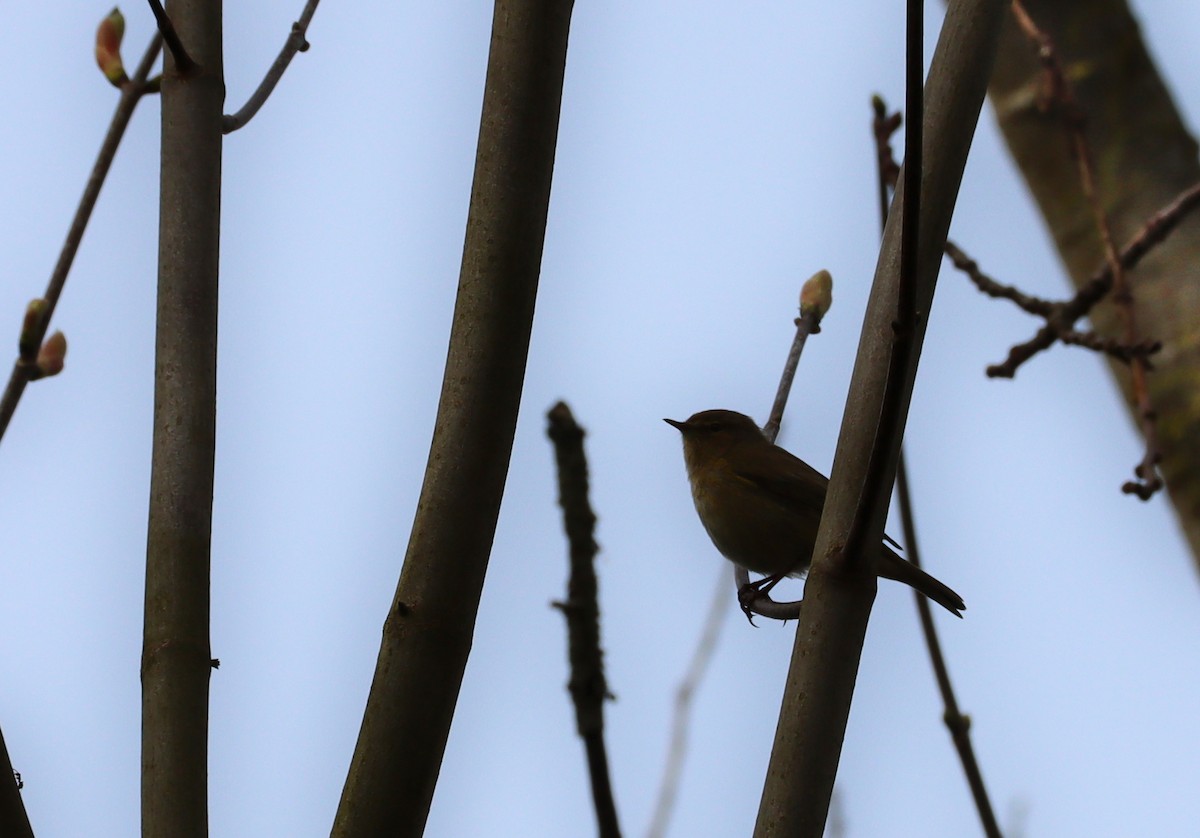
688 466 814 577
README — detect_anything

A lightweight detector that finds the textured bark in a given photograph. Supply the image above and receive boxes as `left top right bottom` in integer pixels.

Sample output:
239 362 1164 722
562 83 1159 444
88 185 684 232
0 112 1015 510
988 0 1200 566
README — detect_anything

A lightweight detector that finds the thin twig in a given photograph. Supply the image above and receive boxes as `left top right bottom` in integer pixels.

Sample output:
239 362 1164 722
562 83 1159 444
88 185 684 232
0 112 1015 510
645 570 729 838
843 0 924 566
1060 329 1160 365
223 0 322 133
0 34 163 447
736 273 832 622
944 241 1055 317
146 0 196 72
1010 0 1163 498
547 402 622 838
874 95 1001 838
896 454 1002 838
981 181 1200 376
871 95 902 222
655 277 829 819
763 273 831 441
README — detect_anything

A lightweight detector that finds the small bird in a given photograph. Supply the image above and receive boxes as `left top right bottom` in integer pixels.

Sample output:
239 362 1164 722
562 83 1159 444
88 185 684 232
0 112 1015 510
665 409 964 617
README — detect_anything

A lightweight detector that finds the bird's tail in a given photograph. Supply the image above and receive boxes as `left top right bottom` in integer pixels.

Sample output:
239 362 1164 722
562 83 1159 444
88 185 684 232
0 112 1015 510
879 550 965 617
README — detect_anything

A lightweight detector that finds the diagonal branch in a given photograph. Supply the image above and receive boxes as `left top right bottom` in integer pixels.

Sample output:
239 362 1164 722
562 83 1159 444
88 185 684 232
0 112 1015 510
146 0 196 72
222 0 322 133
331 2 575 833
752 1 1007 833
874 97 1001 838
0 34 163 447
896 454 1002 838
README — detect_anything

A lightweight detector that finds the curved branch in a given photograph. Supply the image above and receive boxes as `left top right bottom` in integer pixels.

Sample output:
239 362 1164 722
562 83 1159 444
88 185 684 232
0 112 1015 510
222 0 321 133
331 1 575 833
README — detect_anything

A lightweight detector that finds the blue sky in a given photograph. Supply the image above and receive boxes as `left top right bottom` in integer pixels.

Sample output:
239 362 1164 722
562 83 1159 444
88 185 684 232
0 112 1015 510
2 2 1200 836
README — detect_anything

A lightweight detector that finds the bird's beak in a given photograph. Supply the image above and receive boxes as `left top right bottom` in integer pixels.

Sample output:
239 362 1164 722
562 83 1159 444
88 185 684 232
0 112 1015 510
663 417 687 432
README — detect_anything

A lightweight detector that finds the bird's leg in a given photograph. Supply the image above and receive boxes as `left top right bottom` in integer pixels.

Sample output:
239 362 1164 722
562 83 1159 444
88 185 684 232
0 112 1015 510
737 573 786 625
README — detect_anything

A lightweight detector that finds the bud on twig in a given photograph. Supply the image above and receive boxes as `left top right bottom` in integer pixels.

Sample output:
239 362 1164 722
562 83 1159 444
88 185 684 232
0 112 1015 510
800 269 833 325
36 331 68 378
19 299 48 362
95 7 128 88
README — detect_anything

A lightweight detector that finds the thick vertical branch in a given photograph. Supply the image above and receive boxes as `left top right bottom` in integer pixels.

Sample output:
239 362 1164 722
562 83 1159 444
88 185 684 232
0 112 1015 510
332 1 574 835
141 2 223 836
752 0 1006 835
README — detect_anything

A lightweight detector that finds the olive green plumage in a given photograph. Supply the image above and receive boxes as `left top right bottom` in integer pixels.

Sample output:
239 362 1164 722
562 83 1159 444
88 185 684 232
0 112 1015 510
666 409 964 617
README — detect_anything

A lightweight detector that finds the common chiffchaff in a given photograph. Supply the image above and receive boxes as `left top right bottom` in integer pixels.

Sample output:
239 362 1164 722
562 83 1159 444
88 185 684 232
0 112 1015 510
665 409 964 616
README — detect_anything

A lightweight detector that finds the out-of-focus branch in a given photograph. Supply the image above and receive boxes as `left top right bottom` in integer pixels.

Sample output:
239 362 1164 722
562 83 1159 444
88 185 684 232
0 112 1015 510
222 0 321 133
646 570 728 838
1010 0 1161 499
945 182 1200 376
547 402 621 838
331 2 575 834
987 0 1200 559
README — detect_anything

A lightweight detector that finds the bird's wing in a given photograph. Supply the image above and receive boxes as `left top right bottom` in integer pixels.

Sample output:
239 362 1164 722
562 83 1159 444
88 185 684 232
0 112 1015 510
731 446 829 511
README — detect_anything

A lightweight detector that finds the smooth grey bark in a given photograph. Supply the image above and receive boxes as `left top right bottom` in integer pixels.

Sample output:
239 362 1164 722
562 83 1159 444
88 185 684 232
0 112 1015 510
141 2 223 836
752 0 1007 834
331 1 574 835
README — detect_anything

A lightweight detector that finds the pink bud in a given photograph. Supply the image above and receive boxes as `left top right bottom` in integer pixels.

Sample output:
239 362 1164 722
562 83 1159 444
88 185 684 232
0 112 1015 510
36 331 68 378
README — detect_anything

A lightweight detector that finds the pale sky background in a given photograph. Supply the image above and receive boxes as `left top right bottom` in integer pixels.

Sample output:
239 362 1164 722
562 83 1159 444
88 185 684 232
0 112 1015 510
2 2 1200 837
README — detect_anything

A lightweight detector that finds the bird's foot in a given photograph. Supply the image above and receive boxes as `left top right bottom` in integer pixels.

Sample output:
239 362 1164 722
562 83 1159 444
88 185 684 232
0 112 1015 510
737 573 786 626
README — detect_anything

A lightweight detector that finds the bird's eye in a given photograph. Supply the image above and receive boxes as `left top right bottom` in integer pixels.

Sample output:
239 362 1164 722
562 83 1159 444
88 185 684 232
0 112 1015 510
705 422 722 433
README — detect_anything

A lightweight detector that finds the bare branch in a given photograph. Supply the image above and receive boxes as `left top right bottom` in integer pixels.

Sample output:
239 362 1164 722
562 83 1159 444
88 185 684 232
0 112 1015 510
0 34 163 447
875 96 1001 838
546 402 622 838
1010 0 1162 497
141 1 223 831
223 0 322 133
331 2 575 833
735 270 833 623
146 0 196 72
896 453 1003 838
646 572 728 838
752 1 1007 832
948 182 1200 378
944 241 1055 316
